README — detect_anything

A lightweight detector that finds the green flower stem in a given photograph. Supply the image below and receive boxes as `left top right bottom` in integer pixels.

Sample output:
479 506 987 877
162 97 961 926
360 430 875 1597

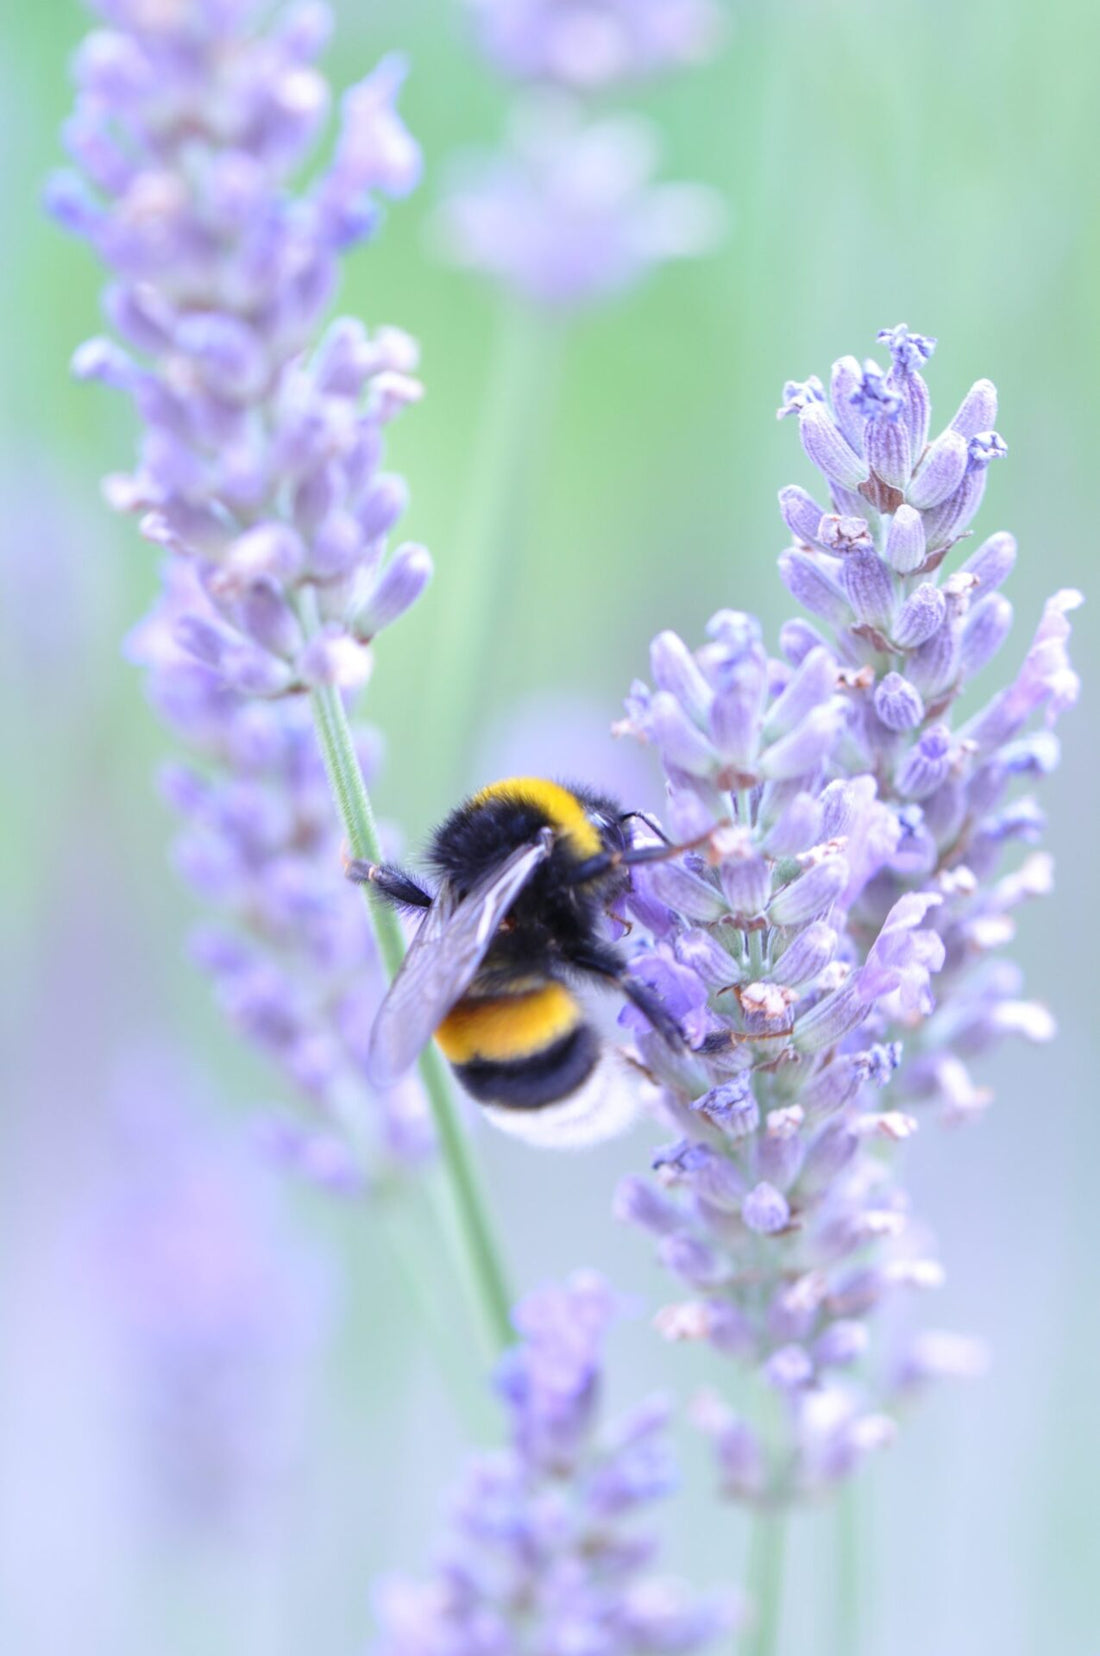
835 1481 862 1656
421 297 563 805
741 1510 786 1656
306 669 514 1357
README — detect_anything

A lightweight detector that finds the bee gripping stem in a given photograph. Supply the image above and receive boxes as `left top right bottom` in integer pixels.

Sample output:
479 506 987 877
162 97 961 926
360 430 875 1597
306 671 515 1358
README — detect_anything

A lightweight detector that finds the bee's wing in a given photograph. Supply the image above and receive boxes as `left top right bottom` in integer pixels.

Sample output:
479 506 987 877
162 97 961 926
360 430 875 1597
366 831 553 1087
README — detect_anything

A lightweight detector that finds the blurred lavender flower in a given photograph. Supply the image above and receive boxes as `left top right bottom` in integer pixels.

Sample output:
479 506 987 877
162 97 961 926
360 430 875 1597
465 0 725 90
438 0 724 310
50 2 433 1179
434 95 724 309
612 327 1079 1505
371 1271 738 1653
96 1053 333 1534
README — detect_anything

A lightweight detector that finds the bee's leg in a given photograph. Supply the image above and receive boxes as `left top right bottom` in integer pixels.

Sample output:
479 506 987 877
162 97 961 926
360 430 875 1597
617 809 673 846
345 858 434 911
619 975 687 1051
563 941 685 1051
568 829 714 886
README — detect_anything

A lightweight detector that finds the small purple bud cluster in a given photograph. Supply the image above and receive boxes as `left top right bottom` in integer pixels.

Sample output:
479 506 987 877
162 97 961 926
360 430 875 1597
51 2 434 1179
614 328 1078 1504
436 3 724 307
371 1272 738 1653
466 0 725 89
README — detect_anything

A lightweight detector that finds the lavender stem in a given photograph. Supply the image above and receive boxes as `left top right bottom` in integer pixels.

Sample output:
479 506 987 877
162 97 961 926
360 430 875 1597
742 1511 786 1656
305 634 513 1353
835 1483 862 1656
422 298 562 799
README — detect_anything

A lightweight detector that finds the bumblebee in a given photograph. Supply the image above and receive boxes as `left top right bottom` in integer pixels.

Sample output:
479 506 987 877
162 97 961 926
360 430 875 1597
347 778 690 1146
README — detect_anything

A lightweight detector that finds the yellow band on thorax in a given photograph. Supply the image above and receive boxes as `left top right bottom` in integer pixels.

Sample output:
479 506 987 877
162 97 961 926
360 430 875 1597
436 982 581 1065
470 778 602 858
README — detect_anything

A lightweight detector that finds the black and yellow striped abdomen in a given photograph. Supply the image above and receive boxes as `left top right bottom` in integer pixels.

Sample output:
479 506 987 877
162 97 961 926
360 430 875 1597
435 981 600 1109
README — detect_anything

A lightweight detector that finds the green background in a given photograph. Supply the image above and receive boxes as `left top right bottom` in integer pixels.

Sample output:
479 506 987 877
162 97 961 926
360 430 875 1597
2 1 1097 1651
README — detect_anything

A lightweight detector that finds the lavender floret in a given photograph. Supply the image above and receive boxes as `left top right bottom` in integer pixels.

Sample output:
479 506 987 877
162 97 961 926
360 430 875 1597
614 327 1078 1506
371 1273 739 1653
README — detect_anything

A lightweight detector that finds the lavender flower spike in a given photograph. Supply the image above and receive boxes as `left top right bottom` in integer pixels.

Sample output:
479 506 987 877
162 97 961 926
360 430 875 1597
614 326 1077 1508
371 1272 739 1654
433 95 725 310
465 0 726 90
52 3 435 1182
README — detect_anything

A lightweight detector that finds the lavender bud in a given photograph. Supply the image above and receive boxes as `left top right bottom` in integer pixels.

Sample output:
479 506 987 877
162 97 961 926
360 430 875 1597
793 982 865 1053
960 593 1013 681
819 774 874 839
644 860 729 923
675 927 741 990
960 530 1016 594
742 1182 790 1235
813 1321 869 1369
311 513 365 579
921 467 987 551
907 614 962 699
798 403 871 490
769 855 848 925
778 550 850 627
892 361 933 457
883 504 927 575
893 582 946 648
765 647 838 740
906 429 968 510
772 921 837 986
175 312 269 399
613 1176 681 1236
357 472 410 540
658 1233 730 1288
356 542 432 637
693 1393 767 1498
866 408 912 491
651 630 714 724
693 1079 760 1139
779 619 830 668
841 549 895 631
768 1272 827 1342
896 725 952 799
874 672 925 732
951 378 998 440
756 1109 805 1189
237 576 303 657
649 691 719 776
763 790 823 856
831 355 869 454
896 1330 991 1389
764 1345 813 1390
779 484 829 547
760 703 843 781
802 1119 860 1188
717 843 771 917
